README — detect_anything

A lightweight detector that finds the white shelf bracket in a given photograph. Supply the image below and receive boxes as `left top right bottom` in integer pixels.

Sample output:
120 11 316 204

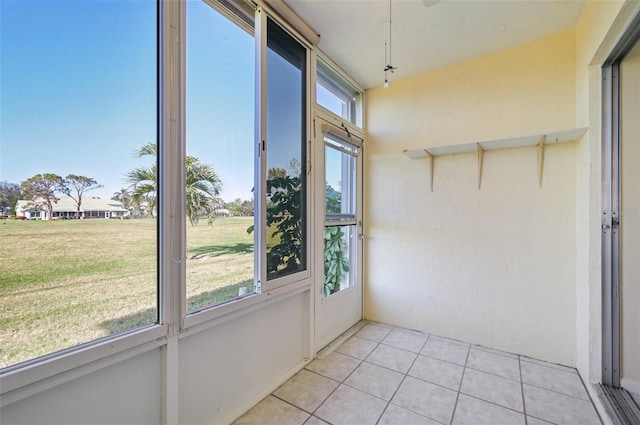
477 143 484 191
427 151 434 192
537 135 546 188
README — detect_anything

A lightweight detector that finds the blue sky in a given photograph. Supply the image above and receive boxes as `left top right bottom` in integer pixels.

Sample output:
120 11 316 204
1 0 343 202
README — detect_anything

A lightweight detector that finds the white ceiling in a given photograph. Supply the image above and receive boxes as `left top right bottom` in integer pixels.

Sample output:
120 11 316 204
285 0 587 89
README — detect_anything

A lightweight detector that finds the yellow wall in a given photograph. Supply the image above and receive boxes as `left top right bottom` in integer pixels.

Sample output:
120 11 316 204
365 31 579 365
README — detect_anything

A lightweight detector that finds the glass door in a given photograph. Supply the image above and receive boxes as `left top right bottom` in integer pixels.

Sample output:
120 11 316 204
314 114 363 351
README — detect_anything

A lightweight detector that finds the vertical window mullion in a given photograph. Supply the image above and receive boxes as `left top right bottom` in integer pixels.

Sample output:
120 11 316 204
255 6 268 293
159 0 185 333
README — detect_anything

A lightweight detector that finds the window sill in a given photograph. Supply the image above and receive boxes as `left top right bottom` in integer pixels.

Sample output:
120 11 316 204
0 324 168 406
181 279 311 337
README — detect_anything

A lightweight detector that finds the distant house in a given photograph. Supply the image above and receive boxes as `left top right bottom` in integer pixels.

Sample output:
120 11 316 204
15 197 129 220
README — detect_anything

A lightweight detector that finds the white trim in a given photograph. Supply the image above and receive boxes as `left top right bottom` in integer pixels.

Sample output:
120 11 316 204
0 325 168 404
255 5 267 295
261 0 319 45
256 0 315 50
181 281 310 337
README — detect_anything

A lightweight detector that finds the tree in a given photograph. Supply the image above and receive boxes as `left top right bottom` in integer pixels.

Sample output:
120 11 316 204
126 143 223 225
185 155 223 225
0 181 22 216
20 174 65 219
112 188 132 210
62 175 102 218
125 143 158 217
248 168 303 278
325 182 341 214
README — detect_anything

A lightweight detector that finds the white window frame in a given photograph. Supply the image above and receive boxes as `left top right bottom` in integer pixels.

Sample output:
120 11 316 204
0 0 357 402
315 53 365 129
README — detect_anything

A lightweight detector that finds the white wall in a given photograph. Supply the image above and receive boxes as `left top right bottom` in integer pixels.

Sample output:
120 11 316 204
0 292 309 425
179 293 308 425
364 30 579 365
0 349 162 425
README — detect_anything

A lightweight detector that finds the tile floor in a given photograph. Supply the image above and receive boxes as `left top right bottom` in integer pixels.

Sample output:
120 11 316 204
233 322 602 425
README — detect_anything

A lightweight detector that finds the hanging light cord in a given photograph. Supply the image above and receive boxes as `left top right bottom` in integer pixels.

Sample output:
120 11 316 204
384 0 396 88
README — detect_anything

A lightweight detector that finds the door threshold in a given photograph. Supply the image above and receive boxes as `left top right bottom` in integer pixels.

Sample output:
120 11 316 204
599 384 640 425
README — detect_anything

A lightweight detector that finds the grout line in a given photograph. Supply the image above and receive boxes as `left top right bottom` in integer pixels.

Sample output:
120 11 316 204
471 345 520 360
459 392 528 416
270 393 315 416
303 368 342 385
519 355 528 425
375 334 432 425
449 342 471 424
525 413 560 425
463 365 522 384
419 353 468 368
378 341 426 355
522 381 594 403
519 357 578 374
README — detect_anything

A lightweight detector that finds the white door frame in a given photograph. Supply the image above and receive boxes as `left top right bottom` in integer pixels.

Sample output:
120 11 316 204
313 110 364 352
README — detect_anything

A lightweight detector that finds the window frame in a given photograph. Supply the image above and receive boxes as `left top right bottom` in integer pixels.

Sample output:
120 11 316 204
315 54 365 129
0 0 166 394
258 11 314 294
1 0 360 400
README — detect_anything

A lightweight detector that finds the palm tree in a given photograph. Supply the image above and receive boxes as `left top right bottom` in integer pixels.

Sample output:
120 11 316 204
126 143 223 225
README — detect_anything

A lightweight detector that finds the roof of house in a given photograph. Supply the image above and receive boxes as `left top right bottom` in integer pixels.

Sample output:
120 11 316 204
16 197 128 213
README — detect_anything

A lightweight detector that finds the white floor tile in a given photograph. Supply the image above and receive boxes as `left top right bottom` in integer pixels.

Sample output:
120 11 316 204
472 345 519 359
521 361 589 400
421 338 470 366
392 376 458 424
305 351 361 382
315 384 387 425
273 369 339 412
336 336 378 360
366 344 417 374
520 356 577 374
378 404 441 425
526 416 555 425
408 354 464 390
344 362 404 401
382 328 428 353
460 368 523 412
523 384 601 425
233 395 310 425
466 348 520 381
452 394 525 425
356 323 393 342
304 416 329 425
241 323 605 425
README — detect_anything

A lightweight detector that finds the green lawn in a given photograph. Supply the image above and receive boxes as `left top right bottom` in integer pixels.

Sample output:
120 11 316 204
0 216 254 368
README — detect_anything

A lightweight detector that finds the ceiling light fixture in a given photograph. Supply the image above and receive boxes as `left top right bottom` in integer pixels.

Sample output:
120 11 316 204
383 0 396 88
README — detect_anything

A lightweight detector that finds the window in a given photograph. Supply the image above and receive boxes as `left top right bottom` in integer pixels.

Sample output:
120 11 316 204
265 18 308 281
0 0 157 368
185 0 255 313
316 58 363 127
323 133 359 297
0 0 318 377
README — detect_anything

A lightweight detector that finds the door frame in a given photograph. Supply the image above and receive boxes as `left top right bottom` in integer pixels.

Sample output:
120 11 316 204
313 109 364 352
601 12 640 388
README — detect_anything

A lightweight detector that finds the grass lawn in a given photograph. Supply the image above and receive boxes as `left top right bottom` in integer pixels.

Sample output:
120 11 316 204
0 216 254 369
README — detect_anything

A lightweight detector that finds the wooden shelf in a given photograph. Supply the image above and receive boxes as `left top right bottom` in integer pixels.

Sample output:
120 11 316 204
403 127 588 190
